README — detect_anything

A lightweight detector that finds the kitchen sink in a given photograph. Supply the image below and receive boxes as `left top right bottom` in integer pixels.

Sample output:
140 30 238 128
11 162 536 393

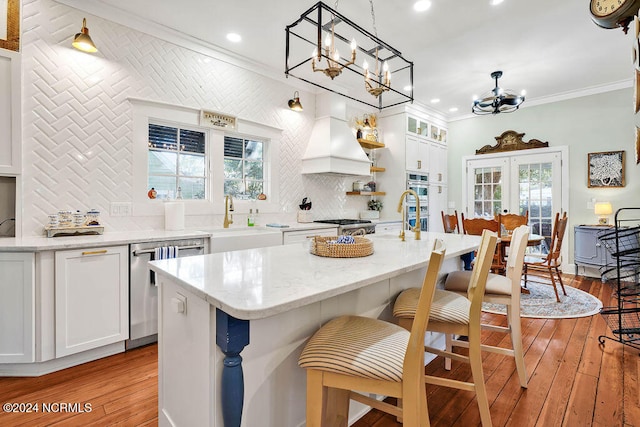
199 226 283 253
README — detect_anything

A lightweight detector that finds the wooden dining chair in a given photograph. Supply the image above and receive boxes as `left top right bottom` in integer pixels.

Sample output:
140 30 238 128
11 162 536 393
393 230 498 427
299 241 447 427
441 210 460 234
523 212 568 302
497 211 529 234
461 213 503 274
442 225 530 388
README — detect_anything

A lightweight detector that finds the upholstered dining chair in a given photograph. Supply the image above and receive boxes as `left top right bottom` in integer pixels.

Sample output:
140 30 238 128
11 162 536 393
298 241 446 427
461 214 503 274
393 230 498 427
442 225 530 388
441 210 460 234
523 212 568 302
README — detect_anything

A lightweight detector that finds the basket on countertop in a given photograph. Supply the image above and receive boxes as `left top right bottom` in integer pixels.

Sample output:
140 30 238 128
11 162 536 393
310 235 374 258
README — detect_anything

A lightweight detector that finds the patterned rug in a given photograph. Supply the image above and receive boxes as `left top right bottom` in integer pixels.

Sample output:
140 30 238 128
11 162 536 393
482 282 603 319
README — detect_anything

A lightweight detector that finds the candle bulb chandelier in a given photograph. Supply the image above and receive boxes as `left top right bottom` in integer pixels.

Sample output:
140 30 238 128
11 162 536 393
362 0 390 98
312 21 357 79
285 1 413 110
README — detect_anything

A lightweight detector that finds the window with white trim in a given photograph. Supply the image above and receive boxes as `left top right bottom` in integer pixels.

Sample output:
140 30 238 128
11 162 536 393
223 135 265 199
147 123 207 200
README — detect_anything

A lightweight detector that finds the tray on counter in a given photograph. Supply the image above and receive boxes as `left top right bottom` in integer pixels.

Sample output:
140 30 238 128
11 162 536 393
45 225 104 238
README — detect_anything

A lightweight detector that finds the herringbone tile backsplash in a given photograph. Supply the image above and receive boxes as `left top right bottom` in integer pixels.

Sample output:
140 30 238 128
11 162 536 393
20 0 371 236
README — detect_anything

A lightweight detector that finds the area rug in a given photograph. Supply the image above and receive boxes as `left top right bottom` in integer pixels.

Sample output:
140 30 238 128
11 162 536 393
481 282 603 319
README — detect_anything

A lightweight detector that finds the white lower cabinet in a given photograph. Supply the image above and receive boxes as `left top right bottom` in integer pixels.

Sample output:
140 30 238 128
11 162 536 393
55 245 128 358
0 252 35 363
282 227 338 245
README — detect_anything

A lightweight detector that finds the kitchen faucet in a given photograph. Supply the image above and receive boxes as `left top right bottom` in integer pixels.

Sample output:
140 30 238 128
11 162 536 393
223 195 234 228
397 190 421 241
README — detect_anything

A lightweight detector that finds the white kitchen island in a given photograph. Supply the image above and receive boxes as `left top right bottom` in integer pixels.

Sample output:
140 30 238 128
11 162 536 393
149 232 481 427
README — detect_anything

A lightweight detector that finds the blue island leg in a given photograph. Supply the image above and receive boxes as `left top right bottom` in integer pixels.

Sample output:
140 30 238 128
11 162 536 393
216 309 250 427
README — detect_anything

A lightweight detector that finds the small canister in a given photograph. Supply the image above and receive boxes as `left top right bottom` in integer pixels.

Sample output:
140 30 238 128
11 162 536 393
73 211 85 227
47 214 59 228
86 209 101 226
58 210 73 227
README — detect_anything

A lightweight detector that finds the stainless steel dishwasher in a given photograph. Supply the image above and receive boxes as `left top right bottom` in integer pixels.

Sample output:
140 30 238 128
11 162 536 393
128 238 206 349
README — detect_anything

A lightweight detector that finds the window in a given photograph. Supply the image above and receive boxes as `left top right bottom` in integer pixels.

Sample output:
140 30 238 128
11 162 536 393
148 123 207 200
223 136 264 199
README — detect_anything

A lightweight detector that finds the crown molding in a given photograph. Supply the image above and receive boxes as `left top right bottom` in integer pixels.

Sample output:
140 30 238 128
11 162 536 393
53 0 292 87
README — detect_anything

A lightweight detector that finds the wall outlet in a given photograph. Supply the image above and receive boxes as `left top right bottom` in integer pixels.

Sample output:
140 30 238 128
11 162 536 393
110 202 132 216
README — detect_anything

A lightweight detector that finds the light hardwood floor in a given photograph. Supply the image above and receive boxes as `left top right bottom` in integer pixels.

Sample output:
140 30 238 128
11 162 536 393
0 275 637 426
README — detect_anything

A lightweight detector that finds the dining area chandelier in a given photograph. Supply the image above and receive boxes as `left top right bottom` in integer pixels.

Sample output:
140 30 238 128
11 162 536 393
285 1 413 110
472 71 526 115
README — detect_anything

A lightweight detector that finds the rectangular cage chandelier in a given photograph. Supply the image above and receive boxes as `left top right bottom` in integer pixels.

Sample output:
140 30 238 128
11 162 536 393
285 1 414 110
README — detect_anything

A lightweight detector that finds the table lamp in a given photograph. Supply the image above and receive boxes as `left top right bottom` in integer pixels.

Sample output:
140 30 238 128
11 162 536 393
594 202 613 225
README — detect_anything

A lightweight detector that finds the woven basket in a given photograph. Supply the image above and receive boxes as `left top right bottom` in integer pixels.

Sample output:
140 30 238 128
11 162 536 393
310 236 374 258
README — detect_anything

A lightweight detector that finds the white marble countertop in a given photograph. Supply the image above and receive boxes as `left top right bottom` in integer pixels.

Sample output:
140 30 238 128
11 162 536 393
0 223 339 252
149 232 481 320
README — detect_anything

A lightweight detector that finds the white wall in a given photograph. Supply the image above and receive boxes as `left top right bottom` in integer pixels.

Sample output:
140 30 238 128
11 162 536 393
447 88 640 264
19 0 371 236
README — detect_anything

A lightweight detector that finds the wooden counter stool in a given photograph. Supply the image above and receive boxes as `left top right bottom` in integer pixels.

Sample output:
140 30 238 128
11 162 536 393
298 241 446 427
393 230 498 427
443 225 530 388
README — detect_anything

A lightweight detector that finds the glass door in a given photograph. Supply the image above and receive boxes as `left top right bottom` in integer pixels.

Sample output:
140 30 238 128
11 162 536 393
465 150 564 249
466 157 510 218
510 152 562 253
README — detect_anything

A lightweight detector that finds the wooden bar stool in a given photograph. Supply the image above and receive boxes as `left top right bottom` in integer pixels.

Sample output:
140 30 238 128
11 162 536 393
393 230 498 427
443 225 530 388
298 241 447 427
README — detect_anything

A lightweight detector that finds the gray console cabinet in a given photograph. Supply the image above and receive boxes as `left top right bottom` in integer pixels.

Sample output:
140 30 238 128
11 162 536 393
574 225 615 281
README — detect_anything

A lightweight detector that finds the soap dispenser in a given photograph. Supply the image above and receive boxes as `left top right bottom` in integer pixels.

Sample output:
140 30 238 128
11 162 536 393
247 209 255 227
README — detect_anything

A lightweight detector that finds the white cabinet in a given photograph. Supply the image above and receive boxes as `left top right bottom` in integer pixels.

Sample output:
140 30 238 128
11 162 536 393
0 252 35 363
429 142 447 184
375 221 402 235
282 227 337 245
55 246 128 357
405 135 429 173
429 184 447 232
0 49 21 174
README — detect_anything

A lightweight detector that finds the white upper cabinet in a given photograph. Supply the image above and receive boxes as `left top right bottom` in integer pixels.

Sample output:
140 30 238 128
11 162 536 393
0 49 21 174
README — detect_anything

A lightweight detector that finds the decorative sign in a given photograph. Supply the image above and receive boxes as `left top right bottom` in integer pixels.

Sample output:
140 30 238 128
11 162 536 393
200 110 236 130
0 0 19 51
476 130 549 155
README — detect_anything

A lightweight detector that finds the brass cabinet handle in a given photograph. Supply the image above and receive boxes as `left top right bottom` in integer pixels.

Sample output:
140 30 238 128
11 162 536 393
82 249 108 256
417 160 422 169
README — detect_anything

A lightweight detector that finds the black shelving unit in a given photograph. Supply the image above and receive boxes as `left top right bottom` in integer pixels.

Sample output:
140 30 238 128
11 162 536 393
597 208 640 350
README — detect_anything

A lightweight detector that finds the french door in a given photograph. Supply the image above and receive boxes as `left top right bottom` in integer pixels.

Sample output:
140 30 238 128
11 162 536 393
465 148 565 253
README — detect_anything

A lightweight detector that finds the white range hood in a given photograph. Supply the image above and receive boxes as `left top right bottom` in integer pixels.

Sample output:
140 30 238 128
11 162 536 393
301 93 371 176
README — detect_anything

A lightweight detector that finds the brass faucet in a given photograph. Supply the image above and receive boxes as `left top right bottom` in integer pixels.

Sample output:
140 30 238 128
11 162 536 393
397 190 421 241
223 195 234 228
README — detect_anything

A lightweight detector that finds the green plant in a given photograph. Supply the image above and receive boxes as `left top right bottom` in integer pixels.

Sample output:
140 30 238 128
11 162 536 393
368 199 383 211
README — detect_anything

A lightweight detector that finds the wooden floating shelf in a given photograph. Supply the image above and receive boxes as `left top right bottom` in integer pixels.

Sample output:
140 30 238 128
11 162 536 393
346 191 386 196
370 166 385 173
357 138 385 150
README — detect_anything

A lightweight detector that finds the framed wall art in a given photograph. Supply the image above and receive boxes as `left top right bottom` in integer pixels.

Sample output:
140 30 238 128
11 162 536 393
588 151 625 188
0 0 19 51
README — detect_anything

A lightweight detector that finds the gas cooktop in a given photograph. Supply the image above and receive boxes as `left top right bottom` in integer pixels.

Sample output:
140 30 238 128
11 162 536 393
314 219 372 225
